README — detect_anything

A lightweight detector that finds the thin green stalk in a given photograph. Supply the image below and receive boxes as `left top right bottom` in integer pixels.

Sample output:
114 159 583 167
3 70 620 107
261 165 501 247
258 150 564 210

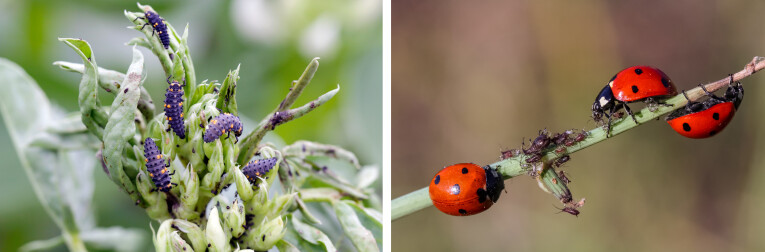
392 56 765 221
237 58 339 164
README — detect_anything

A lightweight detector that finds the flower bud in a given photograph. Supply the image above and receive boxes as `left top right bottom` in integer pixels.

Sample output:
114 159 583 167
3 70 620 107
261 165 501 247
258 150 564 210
153 219 173 252
221 198 246 238
179 164 199 211
245 216 285 251
136 171 170 220
232 167 254 201
172 219 206 252
170 231 193 252
202 141 224 192
205 208 229 252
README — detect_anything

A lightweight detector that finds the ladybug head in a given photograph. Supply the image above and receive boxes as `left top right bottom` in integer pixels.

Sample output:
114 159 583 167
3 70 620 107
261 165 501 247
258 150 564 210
723 81 744 109
592 85 615 122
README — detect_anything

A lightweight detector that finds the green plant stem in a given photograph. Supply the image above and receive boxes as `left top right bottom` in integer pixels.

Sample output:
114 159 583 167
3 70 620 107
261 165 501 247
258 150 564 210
237 58 338 165
392 56 765 221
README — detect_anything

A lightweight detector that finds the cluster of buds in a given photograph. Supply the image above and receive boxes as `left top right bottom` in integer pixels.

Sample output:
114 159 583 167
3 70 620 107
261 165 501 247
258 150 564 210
56 3 380 251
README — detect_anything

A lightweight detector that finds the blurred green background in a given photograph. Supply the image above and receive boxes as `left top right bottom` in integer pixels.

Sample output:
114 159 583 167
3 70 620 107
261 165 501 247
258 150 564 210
0 0 381 251
393 1 765 251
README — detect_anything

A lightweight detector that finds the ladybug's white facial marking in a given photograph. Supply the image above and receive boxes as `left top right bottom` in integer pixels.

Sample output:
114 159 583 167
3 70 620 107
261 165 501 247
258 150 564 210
608 80 614 88
599 96 610 107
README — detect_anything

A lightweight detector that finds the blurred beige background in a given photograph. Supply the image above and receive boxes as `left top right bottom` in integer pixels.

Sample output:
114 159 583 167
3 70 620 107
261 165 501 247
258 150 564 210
393 1 765 251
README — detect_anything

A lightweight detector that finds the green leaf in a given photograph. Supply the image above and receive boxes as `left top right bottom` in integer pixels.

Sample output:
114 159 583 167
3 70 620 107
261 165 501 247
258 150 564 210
333 201 379 252
18 236 64 252
287 214 336 252
80 227 146 252
0 58 92 251
60 38 110 140
343 201 382 250
102 46 145 203
53 61 155 120
275 240 301 252
216 65 240 115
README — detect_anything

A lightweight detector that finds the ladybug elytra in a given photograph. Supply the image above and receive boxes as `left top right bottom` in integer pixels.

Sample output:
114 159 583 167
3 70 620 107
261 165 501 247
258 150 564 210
666 80 744 139
429 163 504 216
592 66 677 135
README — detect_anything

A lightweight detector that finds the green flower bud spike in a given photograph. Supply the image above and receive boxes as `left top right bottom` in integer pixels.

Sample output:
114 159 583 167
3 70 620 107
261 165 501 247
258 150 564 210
177 163 200 220
136 171 170 220
221 198 246 239
170 231 193 252
232 165 255 201
172 219 206 252
205 208 229 252
153 220 174 252
244 216 285 251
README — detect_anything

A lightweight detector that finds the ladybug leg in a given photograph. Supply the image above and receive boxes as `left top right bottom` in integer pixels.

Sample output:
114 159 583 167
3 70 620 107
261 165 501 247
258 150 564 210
604 103 619 137
698 83 725 102
166 75 173 84
621 102 638 124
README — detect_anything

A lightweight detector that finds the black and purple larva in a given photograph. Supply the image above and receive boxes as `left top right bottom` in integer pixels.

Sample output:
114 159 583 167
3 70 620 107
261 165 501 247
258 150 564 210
143 138 173 192
135 10 170 49
164 79 185 139
203 113 243 143
242 157 278 184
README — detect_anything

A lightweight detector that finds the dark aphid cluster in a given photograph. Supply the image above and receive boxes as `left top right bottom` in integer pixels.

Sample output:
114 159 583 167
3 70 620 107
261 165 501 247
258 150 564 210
135 10 170 49
164 79 185 139
241 157 279 184
203 113 243 143
518 128 587 165
143 138 174 192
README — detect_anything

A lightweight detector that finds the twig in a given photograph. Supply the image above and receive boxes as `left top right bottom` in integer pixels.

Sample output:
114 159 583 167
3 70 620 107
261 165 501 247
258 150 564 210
392 56 765 221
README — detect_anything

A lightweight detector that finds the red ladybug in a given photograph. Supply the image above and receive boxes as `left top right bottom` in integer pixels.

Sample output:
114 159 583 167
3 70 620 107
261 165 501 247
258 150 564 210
429 163 504 216
592 66 677 135
666 81 744 139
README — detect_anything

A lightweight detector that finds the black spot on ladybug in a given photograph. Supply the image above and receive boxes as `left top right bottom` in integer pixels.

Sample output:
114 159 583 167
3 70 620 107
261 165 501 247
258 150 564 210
634 68 643 75
661 78 670 87
434 175 440 185
461 167 468 174
710 130 717 136
458 209 467 215
683 123 691 132
450 184 460 195
476 188 487 203
631 85 639 93
713 112 720 120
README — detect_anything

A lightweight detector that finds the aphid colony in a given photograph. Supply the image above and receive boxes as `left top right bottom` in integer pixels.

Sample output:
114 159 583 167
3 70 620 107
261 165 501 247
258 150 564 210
429 65 746 217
